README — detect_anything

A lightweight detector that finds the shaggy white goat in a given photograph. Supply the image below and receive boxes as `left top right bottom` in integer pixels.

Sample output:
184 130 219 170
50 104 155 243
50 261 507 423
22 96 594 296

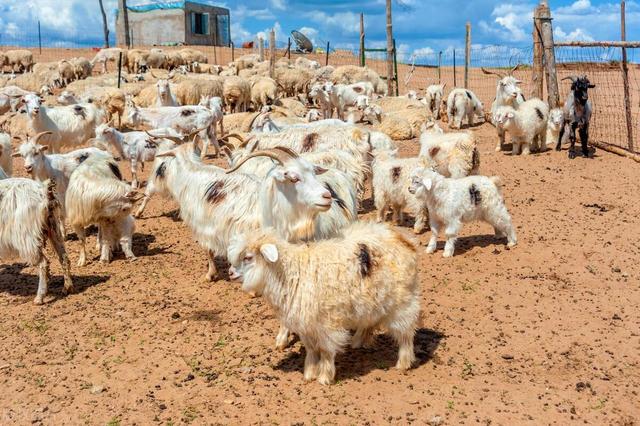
227 222 420 385
546 108 564 149
0 179 73 304
197 95 224 158
65 157 136 266
372 151 427 234
19 93 104 153
493 98 549 155
0 132 12 177
446 88 484 129
409 167 517 257
419 121 480 178
425 84 446 119
482 66 526 151
15 132 111 216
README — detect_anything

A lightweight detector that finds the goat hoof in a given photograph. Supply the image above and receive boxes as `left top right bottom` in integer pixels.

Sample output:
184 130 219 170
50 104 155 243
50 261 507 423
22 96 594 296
568 151 576 159
33 297 44 305
555 146 562 152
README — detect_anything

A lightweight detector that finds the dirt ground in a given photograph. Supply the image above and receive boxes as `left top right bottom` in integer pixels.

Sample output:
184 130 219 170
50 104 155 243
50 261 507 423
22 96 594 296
1 122 640 425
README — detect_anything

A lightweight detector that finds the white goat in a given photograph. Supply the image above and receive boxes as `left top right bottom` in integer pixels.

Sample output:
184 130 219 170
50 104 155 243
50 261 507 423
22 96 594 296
493 98 549 155
19 93 103 153
0 179 73 304
152 143 334 283
372 151 427 234
309 83 332 119
446 88 484 129
409 167 517 257
325 81 375 120
425 84 446 119
15 131 111 216
0 132 12 177
155 79 179 107
419 121 480 178
126 100 216 159
197 95 224 158
65 156 136 266
546 108 564 149
227 222 420 385
482 66 526 151
95 124 182 189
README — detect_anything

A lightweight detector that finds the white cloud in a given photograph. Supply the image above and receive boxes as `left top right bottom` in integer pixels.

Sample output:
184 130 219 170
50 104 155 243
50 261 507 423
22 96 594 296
557 0 593 14
270 0 286 11
305 10 360 35
554 26 594 42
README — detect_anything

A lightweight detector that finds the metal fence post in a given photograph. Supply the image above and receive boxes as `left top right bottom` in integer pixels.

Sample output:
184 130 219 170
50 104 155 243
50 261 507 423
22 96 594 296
231 41 235 62
359 13 365 67
38 21 42 55
117 52 123 89
438 51 442 84
326 41 330 66
393 39 399 96
453 49 457 87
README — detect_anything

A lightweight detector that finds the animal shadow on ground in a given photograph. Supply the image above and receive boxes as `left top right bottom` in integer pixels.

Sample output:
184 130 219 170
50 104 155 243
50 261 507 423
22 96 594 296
0 263 109 303
433 233 511 256
275 328 444 382
132 232 173 257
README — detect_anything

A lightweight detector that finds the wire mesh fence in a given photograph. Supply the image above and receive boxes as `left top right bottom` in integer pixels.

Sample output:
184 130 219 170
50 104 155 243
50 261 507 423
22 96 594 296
1 32 638 153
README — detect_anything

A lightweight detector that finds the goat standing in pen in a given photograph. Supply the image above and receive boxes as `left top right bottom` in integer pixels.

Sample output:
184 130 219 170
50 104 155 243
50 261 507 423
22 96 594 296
556 75 595 159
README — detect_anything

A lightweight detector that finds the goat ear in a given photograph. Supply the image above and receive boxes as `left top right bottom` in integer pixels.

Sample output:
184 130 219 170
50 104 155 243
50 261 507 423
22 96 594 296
314 165 328 175
38 145 48 153
155 151 176 158
421 177 433 191
259 243 279 263
429 146 440 158
588 84 596 88
507 112 515 119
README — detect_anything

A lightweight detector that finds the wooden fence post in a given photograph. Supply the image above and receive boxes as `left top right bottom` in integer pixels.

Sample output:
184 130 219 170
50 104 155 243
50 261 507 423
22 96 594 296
532 4 544 99
539 0 559 108
620 0 634 152
231 41 235 62
385 0 394 96
359 13 365 67
464 22 471 89
258 37 265 62
269 29 276 79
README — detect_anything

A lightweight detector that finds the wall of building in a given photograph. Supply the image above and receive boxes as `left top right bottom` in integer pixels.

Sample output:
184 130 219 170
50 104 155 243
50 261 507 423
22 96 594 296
116 8 185 46
184 2 229 46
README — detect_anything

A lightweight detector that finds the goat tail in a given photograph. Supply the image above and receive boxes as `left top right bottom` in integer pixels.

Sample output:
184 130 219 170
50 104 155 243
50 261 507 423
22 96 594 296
489 176 503 190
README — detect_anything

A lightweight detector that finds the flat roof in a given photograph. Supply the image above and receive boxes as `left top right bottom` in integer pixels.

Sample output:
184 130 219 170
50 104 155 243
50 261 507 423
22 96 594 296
126 1 228 13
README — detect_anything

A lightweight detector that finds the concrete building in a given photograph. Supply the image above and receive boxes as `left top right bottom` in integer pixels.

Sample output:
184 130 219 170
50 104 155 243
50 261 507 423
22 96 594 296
116 1 230 47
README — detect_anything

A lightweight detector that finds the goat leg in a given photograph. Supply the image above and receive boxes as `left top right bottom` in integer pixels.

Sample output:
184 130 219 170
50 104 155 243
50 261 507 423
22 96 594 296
568 122 578 159
579 125 590 158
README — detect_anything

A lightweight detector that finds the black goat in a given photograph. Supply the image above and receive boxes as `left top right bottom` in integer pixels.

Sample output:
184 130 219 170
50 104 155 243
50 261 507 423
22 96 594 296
557 75 596 159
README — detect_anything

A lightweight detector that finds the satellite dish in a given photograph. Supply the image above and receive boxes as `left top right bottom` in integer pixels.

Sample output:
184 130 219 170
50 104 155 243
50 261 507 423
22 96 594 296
291 30 313 53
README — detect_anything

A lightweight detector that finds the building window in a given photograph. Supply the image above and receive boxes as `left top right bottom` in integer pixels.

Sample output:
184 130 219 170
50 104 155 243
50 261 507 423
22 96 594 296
191 12 209 35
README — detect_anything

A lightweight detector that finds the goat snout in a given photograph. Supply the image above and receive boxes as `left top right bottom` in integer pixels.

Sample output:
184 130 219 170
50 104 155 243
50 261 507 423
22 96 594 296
24 165 33 174
228 266 241 281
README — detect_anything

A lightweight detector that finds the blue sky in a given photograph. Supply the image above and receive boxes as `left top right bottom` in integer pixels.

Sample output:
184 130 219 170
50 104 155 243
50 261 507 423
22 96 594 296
0 0 637 62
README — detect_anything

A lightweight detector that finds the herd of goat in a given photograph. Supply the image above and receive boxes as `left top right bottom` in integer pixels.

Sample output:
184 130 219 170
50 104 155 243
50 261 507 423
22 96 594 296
0 47 595 385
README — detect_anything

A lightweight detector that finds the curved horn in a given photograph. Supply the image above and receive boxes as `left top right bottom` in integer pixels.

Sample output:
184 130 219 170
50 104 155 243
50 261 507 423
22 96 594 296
32 131 52 145
187 126 208 141
271 146 300 159
239 135 256 149
562 76 577 82
481 67 505 79
225 149 288 174
149 69 158 79
508 63 521 75
245 112 264 132
219 133 245 143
